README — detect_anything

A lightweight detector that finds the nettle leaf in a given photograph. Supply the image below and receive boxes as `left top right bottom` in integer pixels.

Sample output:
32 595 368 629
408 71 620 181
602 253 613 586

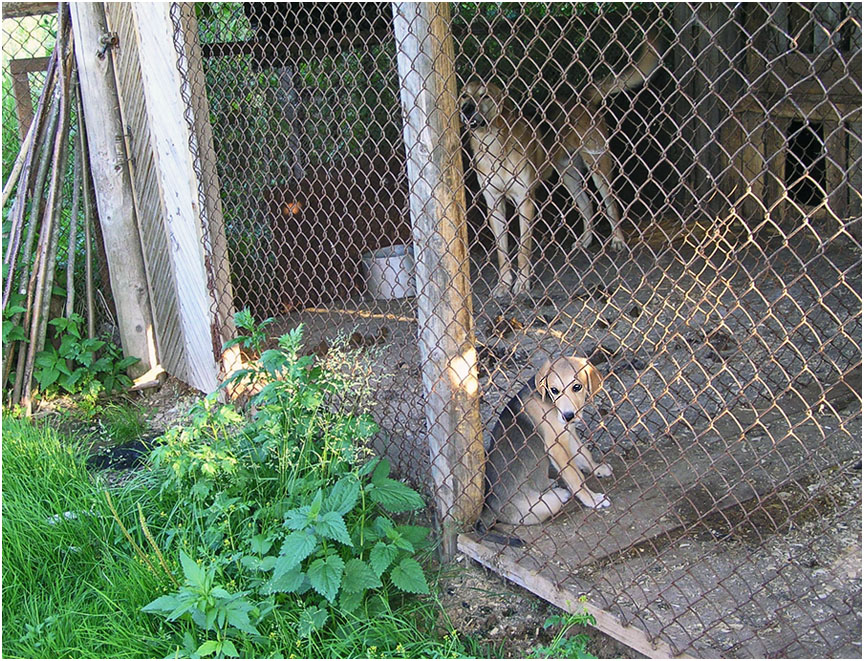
389 557 430 595
260 566 305 594
306 553 344 603
297 605 328 638
371 456 391 484
225 603 258 636
308 488 324 520
315 512 352 547
283 505 312 530
395 525 431 548
358 456 380 478
369 478 425 513
369 541 398 576
341 558 382 593
340 588 365 613
142 594 182 615
221 640 239 658
249 534 272 556
325 475 360 515
278 530 317 571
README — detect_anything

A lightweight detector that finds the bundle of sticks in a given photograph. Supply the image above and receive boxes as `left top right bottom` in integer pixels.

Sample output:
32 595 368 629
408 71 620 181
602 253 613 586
2 6 98 409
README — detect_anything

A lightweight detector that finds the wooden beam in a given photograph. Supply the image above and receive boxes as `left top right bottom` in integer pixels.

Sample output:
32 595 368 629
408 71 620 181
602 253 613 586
127 2 238 393
69 2 156 379
9 57 52 139
392 2 483 559
2 2 56 19
458 535 695 659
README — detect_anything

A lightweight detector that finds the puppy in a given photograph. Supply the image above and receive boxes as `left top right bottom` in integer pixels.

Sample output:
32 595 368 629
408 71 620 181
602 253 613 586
481 356 612 531
461 34 659 298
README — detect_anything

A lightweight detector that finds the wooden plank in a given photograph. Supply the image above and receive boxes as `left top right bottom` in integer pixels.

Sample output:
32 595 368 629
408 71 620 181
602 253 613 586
849 120 862 217
130 2 233 394
2 2 56 19
392 2 483 558
824 119 849 220
10 71 33 141
457 535 693 659
69 1 156 379
8 56 51 74
104 3 186 385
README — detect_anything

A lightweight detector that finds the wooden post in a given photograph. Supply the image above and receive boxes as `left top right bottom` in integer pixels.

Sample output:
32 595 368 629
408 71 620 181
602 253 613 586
70 2 155 378
119 2 238 393
392 2 484 559
171 3 240 379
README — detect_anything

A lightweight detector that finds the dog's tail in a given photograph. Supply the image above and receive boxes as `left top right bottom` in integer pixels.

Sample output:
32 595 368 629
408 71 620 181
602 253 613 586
475 519 525 548
586 30 661 105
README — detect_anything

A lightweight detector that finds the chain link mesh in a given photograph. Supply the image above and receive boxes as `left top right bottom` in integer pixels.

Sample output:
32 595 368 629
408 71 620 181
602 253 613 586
3 9 116 338
175 3 860 656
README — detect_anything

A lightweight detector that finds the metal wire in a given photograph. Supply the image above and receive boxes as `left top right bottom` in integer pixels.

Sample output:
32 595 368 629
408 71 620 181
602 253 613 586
172 3 860 657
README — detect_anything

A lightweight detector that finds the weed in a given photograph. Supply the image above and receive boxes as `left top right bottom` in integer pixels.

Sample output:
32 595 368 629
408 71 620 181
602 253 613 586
528 600 597 659
141 314 434 655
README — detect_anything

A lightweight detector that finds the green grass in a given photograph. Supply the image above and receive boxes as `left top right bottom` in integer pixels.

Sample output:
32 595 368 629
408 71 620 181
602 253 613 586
2 416 170 658
1 412 504 659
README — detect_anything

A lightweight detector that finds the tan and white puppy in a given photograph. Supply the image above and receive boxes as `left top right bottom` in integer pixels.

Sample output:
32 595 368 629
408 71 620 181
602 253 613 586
481 356 613 529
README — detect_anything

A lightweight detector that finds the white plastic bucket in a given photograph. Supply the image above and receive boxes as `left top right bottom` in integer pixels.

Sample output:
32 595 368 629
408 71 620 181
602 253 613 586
363 244 415 299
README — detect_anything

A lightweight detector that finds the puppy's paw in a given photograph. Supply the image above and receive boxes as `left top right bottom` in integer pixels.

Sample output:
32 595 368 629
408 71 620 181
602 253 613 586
512 273 531 297
491 281 511 300
578 490 611 509
572 231 594 251
610 235 627 252
595 463 613 478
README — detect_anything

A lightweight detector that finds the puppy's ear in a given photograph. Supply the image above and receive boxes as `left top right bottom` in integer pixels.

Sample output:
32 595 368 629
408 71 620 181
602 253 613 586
584 360 603 395
534 359 552 396
569 357 602 395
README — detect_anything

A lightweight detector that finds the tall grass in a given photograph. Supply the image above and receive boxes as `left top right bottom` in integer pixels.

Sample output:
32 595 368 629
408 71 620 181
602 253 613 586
2 417 169 658
2 410 499 659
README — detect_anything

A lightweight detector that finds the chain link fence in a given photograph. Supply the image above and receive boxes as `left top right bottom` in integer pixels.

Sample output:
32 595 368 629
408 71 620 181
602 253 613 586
2 8 116 342
174 3 860 656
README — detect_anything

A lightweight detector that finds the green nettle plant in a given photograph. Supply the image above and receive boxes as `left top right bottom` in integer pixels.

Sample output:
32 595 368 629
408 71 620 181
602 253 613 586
3 303 139 399
143 313 430 657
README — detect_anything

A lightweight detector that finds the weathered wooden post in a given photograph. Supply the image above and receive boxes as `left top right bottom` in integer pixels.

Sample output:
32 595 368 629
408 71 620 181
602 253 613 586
392 2 484 558
70 2 156 378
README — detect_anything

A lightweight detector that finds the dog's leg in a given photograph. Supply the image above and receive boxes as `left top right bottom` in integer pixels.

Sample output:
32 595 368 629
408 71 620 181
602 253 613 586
514 194 534 296
589 154 626 252
508 487 571 525
559 161 596 250
483 189 512 298
572 445 613 478
543 427 611 509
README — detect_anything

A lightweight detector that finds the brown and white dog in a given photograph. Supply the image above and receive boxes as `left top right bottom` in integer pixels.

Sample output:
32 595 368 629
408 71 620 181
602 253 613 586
461 34 660 298
481 356 612 530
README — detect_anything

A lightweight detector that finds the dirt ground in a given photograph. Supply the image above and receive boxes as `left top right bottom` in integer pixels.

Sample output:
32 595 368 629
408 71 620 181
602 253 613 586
46 215 859 658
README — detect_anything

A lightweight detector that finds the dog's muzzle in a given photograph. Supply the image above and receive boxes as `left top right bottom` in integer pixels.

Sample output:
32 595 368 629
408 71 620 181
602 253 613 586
461 101 484 129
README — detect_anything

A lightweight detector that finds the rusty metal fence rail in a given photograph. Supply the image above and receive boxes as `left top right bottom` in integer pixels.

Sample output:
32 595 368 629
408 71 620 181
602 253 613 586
172 3 861 657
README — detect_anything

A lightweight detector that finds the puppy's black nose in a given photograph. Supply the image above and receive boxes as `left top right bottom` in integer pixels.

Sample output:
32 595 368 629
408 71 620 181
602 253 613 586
562 411 575 422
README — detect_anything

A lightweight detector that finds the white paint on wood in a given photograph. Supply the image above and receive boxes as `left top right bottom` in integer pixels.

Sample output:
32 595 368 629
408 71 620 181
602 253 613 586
130 2 223 394
70 2 155 378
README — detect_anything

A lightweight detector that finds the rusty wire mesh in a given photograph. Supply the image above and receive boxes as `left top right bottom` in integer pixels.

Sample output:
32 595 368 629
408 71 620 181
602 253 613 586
2 9 116 339
173 2 861 657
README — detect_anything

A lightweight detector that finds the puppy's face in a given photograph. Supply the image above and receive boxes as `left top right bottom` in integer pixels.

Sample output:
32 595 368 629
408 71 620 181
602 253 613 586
460 81 505 129
535 356 602 426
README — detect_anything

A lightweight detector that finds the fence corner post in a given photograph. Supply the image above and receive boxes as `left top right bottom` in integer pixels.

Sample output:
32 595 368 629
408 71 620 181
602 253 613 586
392 1 484 559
